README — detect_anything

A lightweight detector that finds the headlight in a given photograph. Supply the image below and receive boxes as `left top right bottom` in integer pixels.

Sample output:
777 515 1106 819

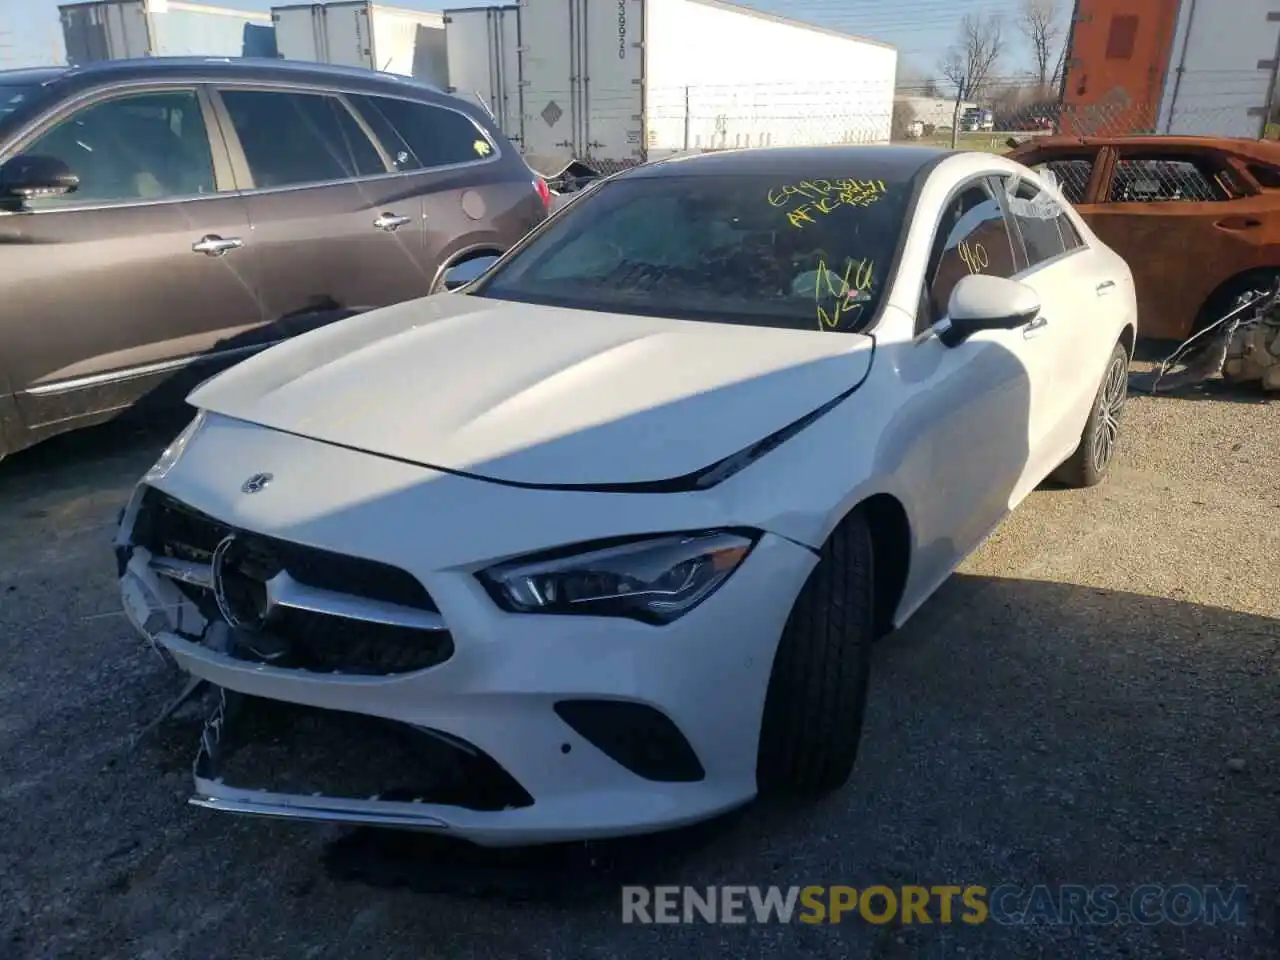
478 530 757 624
144 409 206 482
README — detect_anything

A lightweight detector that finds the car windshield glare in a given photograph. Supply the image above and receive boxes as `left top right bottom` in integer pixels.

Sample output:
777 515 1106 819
474 172 912 333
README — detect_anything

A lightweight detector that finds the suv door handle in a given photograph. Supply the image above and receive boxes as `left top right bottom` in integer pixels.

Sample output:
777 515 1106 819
191 235 243 256
1096 280 1116 295
373 213 413 231
1215 215 1261 231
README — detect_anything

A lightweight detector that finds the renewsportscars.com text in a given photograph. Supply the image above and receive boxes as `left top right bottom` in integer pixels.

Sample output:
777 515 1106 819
621 884 1249 926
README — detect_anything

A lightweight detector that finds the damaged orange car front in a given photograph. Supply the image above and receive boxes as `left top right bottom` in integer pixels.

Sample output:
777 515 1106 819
1006 135 1280 340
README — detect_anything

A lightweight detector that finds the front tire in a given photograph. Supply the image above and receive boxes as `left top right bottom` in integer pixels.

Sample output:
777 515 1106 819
756 509 875 796
1053 342 1129 488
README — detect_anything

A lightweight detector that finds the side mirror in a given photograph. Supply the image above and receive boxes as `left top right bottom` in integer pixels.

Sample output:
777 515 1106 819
442 255 500 291
933 274 1041 348
0 154 79 200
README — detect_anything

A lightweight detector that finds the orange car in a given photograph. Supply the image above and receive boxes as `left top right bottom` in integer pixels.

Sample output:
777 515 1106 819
1006 135 1280 340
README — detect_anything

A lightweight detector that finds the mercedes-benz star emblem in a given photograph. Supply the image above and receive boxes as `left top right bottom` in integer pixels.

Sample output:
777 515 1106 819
210 534 267 630
241 472 273 494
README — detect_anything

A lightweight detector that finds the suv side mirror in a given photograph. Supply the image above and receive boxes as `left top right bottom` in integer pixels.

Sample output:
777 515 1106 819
0 154 80 200
442 255 500 291
934 274 1041 347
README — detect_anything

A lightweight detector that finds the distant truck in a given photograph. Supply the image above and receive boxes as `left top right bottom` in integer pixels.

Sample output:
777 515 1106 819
442 0 897 173
271 2 449 88
960 107 994 132
59 0 278 65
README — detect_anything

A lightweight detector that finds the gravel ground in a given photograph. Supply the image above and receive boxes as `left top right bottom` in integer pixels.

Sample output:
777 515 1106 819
0 370 1277 960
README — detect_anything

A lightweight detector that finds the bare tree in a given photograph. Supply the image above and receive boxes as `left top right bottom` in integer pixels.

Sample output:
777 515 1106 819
1018 0 1065 93
891 100 920 140
938 13 1005 102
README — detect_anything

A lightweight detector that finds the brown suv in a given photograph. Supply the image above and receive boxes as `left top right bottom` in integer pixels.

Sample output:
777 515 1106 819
0 57 549 461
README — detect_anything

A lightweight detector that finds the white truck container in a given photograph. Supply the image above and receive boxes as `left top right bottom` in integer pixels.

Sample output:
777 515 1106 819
60 0 278 65
271 2 449 87
443 6 524 145
443 0 896 172
1156 0 1280 137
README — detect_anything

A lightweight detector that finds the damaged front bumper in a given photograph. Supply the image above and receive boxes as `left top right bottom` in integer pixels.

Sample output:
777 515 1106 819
113 462 803 846
191 686 534 830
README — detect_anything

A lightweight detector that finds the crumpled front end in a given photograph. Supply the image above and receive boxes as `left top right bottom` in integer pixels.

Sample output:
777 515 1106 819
114 412 816 846
117 484 533 829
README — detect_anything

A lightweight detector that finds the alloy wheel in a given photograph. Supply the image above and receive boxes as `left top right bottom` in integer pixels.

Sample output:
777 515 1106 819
1091 354 1128 473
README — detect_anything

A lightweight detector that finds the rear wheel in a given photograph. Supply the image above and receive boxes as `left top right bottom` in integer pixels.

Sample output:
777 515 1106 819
756 509 875 796
1052 342 1129 489
1192 270 1280 343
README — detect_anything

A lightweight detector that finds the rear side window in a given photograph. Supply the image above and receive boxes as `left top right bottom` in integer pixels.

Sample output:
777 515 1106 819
1008 179 1074 266
1108 156 1230 202
218 89 384 189
348 94 496 170
1056 210 1084 251
1030 157 1093 204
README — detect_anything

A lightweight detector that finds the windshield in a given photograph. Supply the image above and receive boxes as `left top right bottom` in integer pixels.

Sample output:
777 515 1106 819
474 173 912 333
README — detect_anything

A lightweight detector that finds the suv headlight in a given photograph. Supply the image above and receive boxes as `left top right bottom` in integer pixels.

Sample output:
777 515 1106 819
478 530 757 624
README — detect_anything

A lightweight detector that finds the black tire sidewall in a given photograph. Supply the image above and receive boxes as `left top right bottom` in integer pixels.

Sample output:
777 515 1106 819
756 510 876 796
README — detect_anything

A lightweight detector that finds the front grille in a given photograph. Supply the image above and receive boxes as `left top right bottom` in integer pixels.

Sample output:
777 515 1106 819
262 608 454 675
133 487 453 676
132 487 436 611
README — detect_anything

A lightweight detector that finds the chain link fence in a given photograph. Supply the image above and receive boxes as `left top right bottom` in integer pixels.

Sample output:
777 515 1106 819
519 83 1270 182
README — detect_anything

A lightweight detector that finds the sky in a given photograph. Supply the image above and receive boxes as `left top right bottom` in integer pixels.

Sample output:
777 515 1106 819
1 0 1048 83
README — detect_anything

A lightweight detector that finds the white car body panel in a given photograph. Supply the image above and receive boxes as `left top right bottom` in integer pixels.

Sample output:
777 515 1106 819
116 149 1137 846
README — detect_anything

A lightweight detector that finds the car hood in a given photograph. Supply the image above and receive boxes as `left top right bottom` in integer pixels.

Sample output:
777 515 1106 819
189 294 874 487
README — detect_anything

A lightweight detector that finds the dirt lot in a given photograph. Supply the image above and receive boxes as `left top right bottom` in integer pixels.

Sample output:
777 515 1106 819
0 373 1277 960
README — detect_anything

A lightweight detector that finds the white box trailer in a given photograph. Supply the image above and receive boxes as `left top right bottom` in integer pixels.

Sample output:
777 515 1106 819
1156 0 1280 137
444 0 896 172
271 2 448 86
60 0 278 65
443 6 524 145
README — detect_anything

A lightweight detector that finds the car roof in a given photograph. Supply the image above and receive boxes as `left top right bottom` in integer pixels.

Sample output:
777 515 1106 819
622 144 953 180
0 66 69 86
47 56 449 98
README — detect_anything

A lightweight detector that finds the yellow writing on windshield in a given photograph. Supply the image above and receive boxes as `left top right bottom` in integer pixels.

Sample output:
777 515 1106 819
958 239 989 275
814 257 875 331
771 178 887 229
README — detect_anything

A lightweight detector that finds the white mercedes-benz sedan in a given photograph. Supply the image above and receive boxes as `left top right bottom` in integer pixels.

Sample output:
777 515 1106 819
114 145 1137 847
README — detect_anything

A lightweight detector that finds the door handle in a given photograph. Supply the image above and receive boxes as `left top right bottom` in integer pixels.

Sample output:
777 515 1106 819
191 235 243 256
1215 215 1261 231
373 212 413 231
1022 315 1050 338
1096 280 1116 295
